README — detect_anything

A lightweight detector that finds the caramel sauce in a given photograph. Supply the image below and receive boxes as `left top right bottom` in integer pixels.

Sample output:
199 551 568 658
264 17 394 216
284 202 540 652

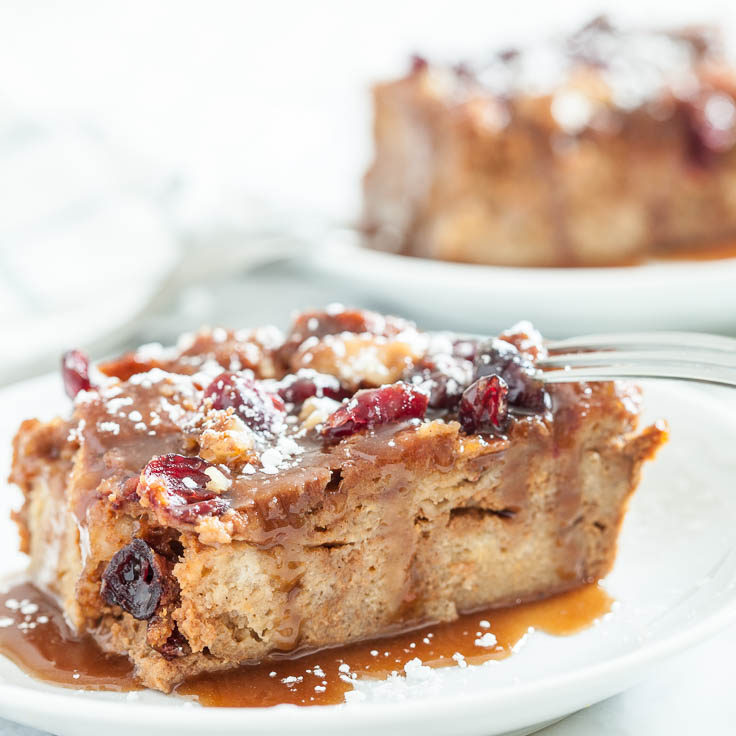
0 581 611 706
558 239 736 268
659 239 736 263
0 582 137 691
185 583 612 706
574 239 736 268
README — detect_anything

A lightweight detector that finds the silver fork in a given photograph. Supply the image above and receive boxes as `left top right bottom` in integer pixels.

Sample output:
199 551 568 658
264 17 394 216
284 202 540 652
538 332 736 388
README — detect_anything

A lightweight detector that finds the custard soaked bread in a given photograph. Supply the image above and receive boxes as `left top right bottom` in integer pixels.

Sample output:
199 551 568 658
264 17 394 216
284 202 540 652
9 308 666 692
364 18 736 266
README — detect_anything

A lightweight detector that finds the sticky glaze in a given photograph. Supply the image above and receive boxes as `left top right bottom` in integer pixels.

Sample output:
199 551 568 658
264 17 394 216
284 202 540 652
0 581 611 706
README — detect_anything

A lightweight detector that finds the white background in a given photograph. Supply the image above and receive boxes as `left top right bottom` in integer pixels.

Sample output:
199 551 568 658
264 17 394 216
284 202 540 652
1 0 734 221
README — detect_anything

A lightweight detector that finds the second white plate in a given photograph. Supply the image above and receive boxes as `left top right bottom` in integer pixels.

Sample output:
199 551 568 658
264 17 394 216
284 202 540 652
306 233 736 336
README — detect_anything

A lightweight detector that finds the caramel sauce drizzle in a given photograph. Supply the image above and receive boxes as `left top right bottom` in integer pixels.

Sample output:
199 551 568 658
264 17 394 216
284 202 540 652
0 582 611 707
0 582 137 691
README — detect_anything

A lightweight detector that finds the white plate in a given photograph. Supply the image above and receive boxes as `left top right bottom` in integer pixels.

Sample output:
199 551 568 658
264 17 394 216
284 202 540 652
305 234 736 336
0 375 735 736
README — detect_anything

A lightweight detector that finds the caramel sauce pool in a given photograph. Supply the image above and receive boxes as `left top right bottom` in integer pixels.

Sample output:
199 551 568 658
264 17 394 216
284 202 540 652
0 582 137 690
0 581 612 707
661 239 736 263
548 239 736 267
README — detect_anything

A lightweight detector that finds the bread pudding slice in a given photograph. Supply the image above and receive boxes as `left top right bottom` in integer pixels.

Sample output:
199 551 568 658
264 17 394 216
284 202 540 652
9 308 666 692
364 17 736 266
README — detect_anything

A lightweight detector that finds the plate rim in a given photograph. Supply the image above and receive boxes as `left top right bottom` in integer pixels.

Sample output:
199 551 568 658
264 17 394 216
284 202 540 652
310 231 736 286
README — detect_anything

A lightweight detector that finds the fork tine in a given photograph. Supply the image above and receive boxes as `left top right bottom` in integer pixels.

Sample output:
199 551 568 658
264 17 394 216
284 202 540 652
541 364 736 388
547 332 736 354
539 349 736 369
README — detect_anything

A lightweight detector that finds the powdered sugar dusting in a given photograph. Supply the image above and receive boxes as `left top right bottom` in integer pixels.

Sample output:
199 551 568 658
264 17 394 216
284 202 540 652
106 397 134 415
134 342 176 362
97 421 120 435
474 632 498 648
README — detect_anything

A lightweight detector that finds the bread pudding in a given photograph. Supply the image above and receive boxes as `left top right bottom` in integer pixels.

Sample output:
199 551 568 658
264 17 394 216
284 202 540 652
9 307 666 692
363 18 736 266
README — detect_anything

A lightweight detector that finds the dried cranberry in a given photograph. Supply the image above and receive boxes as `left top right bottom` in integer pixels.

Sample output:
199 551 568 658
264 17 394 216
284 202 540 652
474 339 547 414
61 349 92 398
156 626 191 660
100 539 168 620
277 370 343 406
458 375 509 434
138 454 229 523
203 371 284 433
682 92 736 168
407 354 473 410
410 54 428 73
322 383 428 441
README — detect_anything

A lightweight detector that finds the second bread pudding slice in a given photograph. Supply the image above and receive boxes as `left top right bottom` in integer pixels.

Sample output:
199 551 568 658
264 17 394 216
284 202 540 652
9 307 666 692
364 18 736 266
